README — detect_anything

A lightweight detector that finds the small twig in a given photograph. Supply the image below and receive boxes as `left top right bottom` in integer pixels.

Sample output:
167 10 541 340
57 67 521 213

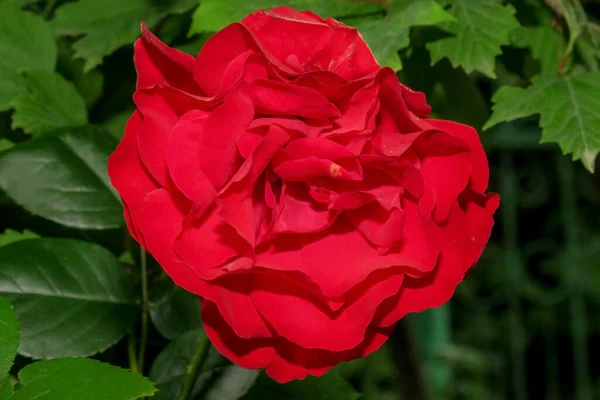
545 0 588 75
558 53 572 75
544 0 562 16
178 334 212 400
128 331 139 374
544 0 598 35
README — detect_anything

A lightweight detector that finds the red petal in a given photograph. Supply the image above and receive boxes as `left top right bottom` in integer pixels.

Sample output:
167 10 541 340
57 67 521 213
217 125 291 246
121 200 142 244
108 111 159 244
135 23 199 93
347 203 405 249
249 117 331 137
398 82 431 117
327 84 379 136
375 197 497 326
202 301 276 369
108 111 159 208
250 270 403 351
462 192 500 262
273 137 362 181
242 9 380 80
426 118 490 193
203 298 393 383
265 326 391 382
273 158 362 182
133 90 179 190
249 79 340 119
269 183 339 235
376 68 422 133
276 137 356 162
175 205 250 276
258 215 437 297
415 132 471 222
194 23 260 94
132 189 198 293
166 110 216 205
133 189 271 339
359 155 424 199
237 130 264 159
371 131 422 157
190 93 254 189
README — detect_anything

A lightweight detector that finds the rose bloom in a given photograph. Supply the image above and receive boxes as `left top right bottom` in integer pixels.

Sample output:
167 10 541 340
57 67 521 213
108 7 499 382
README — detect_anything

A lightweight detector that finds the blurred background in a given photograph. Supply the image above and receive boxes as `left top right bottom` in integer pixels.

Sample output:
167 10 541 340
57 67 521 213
1 0 600 399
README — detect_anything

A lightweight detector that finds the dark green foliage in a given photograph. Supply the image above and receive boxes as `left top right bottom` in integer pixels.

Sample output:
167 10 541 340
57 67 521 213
0 0 599 399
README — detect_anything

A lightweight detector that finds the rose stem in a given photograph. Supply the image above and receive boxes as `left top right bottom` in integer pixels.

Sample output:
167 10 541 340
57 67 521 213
128 332 139 374
178 333 212 400
123 228 140 374
138 247 149 373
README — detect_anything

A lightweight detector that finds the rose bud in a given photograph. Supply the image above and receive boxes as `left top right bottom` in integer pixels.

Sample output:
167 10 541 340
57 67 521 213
108 6 499 383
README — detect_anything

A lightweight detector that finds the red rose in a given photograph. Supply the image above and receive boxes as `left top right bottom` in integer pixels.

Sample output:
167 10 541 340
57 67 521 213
108 7 499 382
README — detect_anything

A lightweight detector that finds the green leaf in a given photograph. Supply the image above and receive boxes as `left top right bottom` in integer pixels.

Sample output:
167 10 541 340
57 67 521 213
0 0 42 6
241 371 360 400
103 109 134 140
0 67 26 112
53 0 199 71
7 358 155 400
57 41 104 109
0 376 14 398
0 297 19 377
10 70 88 135
591 28 600 54
357 345 401 399
0 3 56 72
484 72 600 172
149 276 201 340
176 34 211 57
426 0 520 78
0 238 138 359
201 366 259 400
0 4 57 110
150 329 228 400
351 0 454 70
0 230 39 248
189 0 382 35
0 140 15 153
118 251 136 266
0 126 123 230
511 26 564 75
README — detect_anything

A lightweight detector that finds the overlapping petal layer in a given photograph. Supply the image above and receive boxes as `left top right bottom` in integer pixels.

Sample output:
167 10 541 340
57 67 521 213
108 7 498 383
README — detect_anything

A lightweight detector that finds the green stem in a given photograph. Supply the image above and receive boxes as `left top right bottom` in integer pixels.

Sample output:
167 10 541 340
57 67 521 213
178 334 212 400
553 0 588 74
137 248 149 373
128 331 139 374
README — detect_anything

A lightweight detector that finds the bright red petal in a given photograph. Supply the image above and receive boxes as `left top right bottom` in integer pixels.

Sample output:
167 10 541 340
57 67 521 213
135 23 199 92
242 8 380 80
250 270 402 351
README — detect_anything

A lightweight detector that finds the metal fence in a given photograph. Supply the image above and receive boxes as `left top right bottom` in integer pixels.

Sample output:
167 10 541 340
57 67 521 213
422 121 600 400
